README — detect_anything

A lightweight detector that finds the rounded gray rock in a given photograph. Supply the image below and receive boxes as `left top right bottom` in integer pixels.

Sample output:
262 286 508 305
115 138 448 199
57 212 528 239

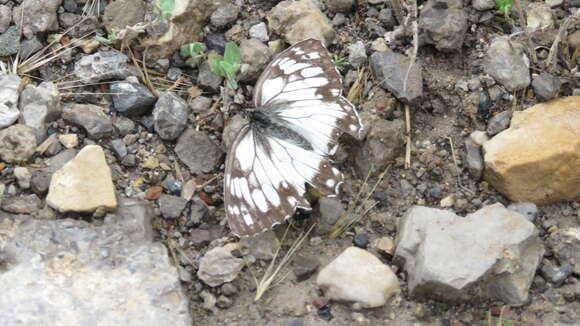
152 92 190 140
111 82 157 117
175 129 224 173
0 124 37 162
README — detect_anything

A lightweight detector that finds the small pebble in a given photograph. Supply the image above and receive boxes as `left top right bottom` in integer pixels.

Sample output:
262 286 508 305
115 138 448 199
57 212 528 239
353 233 369 249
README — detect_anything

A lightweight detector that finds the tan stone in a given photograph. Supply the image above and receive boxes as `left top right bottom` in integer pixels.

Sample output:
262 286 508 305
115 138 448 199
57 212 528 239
483 97 580 204
47 145 117 212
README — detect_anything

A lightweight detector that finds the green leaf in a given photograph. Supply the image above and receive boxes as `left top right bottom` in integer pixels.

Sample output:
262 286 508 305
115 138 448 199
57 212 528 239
95 35 111 44
495 0 513 15
224 42 241 65
157 0 175 12
208 53 225 76
225 71 238 90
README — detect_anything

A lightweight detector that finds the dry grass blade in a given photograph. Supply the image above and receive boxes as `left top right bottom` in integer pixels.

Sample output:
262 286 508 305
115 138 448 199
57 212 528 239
547 11 580 72
254 223 315 301
82 0 101 17
328 164 391 239
347 67 368 104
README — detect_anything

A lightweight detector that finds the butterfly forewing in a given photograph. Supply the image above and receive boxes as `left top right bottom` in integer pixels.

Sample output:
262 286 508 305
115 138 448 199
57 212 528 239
225 39 363 236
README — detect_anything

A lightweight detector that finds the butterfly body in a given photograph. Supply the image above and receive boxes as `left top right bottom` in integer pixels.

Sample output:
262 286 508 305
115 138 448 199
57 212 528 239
225 39 363 236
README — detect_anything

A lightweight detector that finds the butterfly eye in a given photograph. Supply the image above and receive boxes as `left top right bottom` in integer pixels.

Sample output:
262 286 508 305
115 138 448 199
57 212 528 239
224 39 363 236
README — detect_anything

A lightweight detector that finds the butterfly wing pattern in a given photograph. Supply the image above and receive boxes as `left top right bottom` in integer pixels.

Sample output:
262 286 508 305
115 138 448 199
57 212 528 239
225 39 363 236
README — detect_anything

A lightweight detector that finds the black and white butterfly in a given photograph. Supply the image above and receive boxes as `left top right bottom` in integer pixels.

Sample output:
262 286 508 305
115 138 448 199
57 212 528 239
224 39 363 236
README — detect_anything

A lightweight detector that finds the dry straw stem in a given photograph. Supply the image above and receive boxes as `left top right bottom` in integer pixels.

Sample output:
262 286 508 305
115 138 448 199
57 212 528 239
512 0 537 65
402 0 418 170
253 223 315 301
547 11 580 72
347 67 369 104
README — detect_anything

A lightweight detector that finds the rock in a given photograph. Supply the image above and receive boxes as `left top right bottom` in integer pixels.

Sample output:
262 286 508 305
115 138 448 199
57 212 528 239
110 82 157 117
472 0 495 11
348 41 367 68
355 119 405 177
62 103 113 140
378 9 396 29
12 0 61 39
469 130 489 146
222 114 247 149
45 148 78 173
74 51 140 83
46 145 117 213
313 197 345 235
249 22 269 42
484 37 530 91
353 233 369 249
526 3 553 32
189 96 213 113
547 228 580 276
0 206 191 325
113 116 136 135
1 194 41 214
13 167 31 189
419 0 468 51
395 204 544 304
102 0 146 33
317 247 400 308
370 51 423 104
465 138 484 180
292 255 320 281
158 195 188 219
0 124 37 162
507 202 538 222
57 134 79 149
0 5 10 33
210 3 239 28
31 170 52 194
241 231 280 261
152 92 190 140
332 13 347 26
190 229 211 246
268 0 335 46
325 0 355 13
373 237 395 256
175 129 224 173
541 263 573 285
0 25 20 57
18 82 61 141
486 110 511 136
141 0 226 60
197 247 245 287
532 72 561 101
197 60 223 91
0 74 21 129
569 30 580 51
239 38 273 82
188 199 209 224
483 97 580 204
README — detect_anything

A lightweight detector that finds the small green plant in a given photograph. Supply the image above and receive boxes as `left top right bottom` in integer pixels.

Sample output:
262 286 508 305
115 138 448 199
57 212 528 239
334 56 351 67
95 32 118 44
157 0 175 19
208 42 242 90
496 0 514 20
181 42 206 64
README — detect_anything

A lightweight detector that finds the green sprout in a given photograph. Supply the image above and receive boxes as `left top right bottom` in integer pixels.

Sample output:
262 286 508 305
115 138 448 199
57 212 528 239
334 56 351 67
208 42 242 90
496 0 514 21
95 32 118 44
181 42 206 64
157 0 175 20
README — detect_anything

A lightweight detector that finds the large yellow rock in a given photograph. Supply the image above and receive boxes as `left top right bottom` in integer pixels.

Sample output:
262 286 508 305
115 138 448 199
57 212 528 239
47 145 117 212
483 97 580 204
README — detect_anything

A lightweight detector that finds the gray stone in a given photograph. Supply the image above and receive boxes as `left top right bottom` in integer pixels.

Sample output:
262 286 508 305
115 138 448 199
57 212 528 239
0 124 37 162
332 13 347 26
370 51 423 104
465 138 483 180
293 255 320 281
507 202 538 222
249 22 269 42
486 110 511 136
484 37 531 91
325 0 355 13
241 231 281 261
113 115 136 135
18 36 43 59
0 25 20 57
13 167 31 189
1 194 41 214
18 82 61 141
313 197 345 235
532 72 561 101
0 5 10 33
189 198 209 224
419 0 468 51
102 0 146 33
189 96 213 113
395 204 544 304
12 0 61 39
547 227 580 276
110 139 127 159
158 195 188 219
0 205 191 325
44 148 77 173
541 263 573 285
469 130 489 146
110 82 157 117
0 74 21 129
62 103 113 139
197 61 223 91
355 119 405 177
239 38 273 82
472 0 496 10
348 41 367 68
378 8 396 29
31 170 52 194
197 247 245 287
175 129 224 173
74 51 140 83
152 92 190 140
368 0 385 4
210 4 239 28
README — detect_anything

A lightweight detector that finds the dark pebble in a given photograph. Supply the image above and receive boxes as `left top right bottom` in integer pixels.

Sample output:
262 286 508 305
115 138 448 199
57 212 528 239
442 320 451 326
373 191 388 201
477 91 491 118
353 233 369 249
292 255 320 282
282 319 304 326
429 186 443 199
205 33 227 54
140 115 155 132
317 305 333 321
541 263 573 286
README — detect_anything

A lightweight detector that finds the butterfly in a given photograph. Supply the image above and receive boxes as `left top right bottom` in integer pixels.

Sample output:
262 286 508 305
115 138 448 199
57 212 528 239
224 39 363 236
